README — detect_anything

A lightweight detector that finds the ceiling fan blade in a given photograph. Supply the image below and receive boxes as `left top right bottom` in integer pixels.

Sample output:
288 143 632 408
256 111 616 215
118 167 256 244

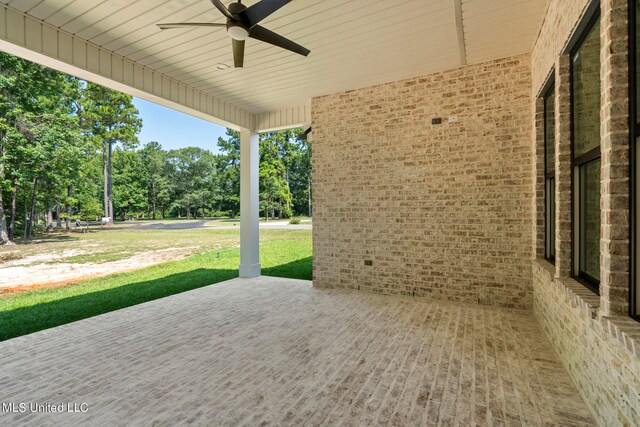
249 25 309 57
232 39 245 68
157 22 226 29
210 0 234 20
241 0 291 27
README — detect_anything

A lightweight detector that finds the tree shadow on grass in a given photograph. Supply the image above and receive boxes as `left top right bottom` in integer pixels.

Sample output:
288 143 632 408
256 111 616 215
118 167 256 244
14 233 81 245
0 267 238 342
262 256 312 281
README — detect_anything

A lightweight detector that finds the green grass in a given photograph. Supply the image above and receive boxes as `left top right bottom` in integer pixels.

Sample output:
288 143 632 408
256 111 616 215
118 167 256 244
204 219 240 227
0 227 310 266
0 237 311 342
53 251 134 264
203 218 293 227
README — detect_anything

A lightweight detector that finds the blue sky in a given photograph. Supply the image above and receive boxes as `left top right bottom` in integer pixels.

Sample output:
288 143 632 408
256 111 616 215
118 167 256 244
133 98 228 154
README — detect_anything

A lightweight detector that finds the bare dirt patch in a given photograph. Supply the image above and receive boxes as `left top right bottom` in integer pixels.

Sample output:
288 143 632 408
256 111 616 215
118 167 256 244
0 252 22 262
0 248 192 294
1 249 89 267
0 222 286 295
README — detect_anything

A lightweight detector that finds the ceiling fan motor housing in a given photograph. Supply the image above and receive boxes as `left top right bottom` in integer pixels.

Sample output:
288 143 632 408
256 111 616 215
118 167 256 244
226 1 250 40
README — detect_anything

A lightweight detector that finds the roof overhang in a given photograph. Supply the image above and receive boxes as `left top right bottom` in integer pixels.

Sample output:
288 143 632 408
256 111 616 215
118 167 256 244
0 1 547 132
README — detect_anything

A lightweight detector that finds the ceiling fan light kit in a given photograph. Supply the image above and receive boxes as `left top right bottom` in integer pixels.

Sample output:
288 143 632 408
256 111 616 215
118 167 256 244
156 0 310 68
227 24 249 41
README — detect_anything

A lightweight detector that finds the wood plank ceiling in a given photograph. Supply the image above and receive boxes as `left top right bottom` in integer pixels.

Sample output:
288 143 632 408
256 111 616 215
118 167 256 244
1 0 547 114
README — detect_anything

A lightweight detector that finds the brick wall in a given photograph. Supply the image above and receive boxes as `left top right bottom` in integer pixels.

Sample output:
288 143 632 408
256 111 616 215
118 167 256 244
531 0 640 425
600 0 631 316
312 55 533 309
531 0 592 94
311 0 640 422
533 261 640 426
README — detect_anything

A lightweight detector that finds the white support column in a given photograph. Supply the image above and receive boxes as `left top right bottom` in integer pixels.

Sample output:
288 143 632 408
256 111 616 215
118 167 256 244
239 129 261 277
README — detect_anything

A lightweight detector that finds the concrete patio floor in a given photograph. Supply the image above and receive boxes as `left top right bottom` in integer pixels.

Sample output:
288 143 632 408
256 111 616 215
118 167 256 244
0 276 593 426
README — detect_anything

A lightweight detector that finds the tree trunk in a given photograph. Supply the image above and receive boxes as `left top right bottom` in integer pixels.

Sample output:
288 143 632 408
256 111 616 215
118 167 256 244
0 191 8 245
151 180 157 220
186 206 191 220
286 169 291 214
8 177 18 242
66 185 73 230
56 202 62 228
23 196 28 240
103 141 109 221
0 140 9 245
308 176 312 217
26 177 38 240
107 141 114 223
45 203 53 232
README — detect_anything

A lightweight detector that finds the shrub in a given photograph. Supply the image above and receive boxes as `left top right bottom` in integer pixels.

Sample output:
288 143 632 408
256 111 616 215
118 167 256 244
210 210 229 218
289 217 301 225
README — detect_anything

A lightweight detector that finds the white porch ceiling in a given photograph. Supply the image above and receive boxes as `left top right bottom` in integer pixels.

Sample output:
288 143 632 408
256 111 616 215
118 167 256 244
1 0 546 116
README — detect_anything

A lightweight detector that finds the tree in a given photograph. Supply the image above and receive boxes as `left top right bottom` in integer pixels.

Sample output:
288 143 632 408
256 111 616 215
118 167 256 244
72 153 103 222
0 51 314 237
79 83 141 224
23 110 82 237
138 141 166 219
0 52 84 241
112 148 147 220
215 129 241 217
259 132 294 219
263 129 300 216
289 138 312 216
213 128 309 219
0 52 49 243
166 147 216 219
0 135 9 244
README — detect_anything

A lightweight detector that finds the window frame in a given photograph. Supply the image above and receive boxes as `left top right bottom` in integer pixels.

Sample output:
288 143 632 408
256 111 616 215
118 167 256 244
570 8 602 294
543 81 556 263
630 0 639 319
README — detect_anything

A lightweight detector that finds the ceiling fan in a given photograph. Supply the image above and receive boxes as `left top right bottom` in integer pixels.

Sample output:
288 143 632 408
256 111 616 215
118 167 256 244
156 0 310 68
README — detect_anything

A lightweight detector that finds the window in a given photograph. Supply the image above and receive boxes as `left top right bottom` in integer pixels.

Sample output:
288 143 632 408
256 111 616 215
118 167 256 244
544 84 556 262
571 13 601 291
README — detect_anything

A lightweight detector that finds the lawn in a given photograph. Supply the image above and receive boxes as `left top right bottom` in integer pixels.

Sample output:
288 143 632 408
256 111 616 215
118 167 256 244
0 218 310 266
0 232 311 342
0 221 240 266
